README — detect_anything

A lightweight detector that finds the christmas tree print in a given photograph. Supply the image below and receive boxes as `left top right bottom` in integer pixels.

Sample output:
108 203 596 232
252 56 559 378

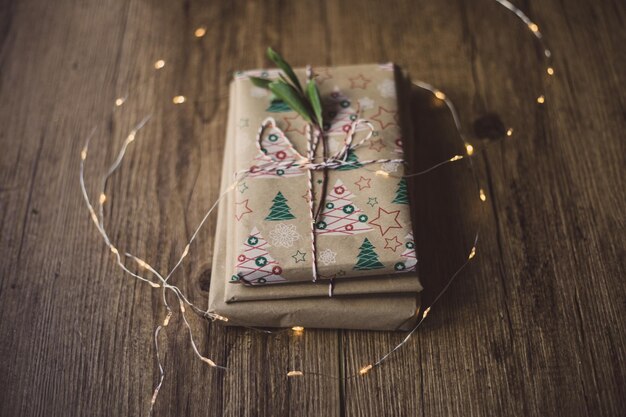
322 88 367 135
265 192 296 221
315 179 372 236
392 178 409 204
395 232 417 272
336 148 362 171
354 238 384 270
233 227 286 285
249 125 304 179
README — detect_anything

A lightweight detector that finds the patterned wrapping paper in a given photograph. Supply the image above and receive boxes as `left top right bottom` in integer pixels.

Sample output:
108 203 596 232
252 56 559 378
221 104 423 303
207 86 422 330
230 63 417 285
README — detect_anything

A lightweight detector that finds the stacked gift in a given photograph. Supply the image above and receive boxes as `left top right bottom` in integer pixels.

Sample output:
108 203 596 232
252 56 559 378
209 62 422 330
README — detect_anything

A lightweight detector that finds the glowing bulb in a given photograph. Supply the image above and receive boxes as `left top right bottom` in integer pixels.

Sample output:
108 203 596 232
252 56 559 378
201 357 217 367
506 128 514 137
528 23 539 32
213 314 229 322
154 59 165 69
468 246 476 260
287 371 304 377
99 193 107 204
537 95 545 104
423 307 431 318
292 326 304 333
547 67 555 76
434 90 446 100
449 155 463 162
194 27 207 37
181 244 190 257
359 364 373 375
115 98 125 106
110 246 119 255
127 132 136 142
148 281 160 288
81 149 87 160
173 95 186 104
163 312 172 327
479 189 487 201
375 170 389 177
465 144 474 156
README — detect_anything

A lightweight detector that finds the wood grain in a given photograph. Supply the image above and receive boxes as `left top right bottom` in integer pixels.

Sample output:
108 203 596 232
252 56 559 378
0 0 624 416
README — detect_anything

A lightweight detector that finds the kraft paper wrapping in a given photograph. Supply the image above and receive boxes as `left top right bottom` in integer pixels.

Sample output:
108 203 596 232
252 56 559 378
229 63 418 285
207 66 421 330
222 115 423 303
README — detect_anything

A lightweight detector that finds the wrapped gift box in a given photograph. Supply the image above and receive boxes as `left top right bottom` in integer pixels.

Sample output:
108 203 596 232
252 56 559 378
208 63 422 330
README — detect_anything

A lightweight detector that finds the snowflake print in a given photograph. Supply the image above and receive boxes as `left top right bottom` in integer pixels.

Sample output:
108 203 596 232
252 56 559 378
358 97 375 110
381 161 400 173
269 223 301 248
377 79 396 98
319 248 337 266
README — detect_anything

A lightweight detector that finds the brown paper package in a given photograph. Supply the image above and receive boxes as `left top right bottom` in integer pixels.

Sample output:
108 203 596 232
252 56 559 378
208 64 421 330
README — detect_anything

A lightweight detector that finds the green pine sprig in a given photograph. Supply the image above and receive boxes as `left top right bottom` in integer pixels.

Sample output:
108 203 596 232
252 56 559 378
250 47 323 128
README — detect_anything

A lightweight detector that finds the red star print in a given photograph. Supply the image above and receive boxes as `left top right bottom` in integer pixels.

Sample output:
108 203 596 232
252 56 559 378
354 176 371 191
369 207 402 236
314 67 332 84
283 114 307 136
368 138 386 152
384 236 403 252
371 106 399 130
234 199 253 221
302 189 315 203
349 74 371 89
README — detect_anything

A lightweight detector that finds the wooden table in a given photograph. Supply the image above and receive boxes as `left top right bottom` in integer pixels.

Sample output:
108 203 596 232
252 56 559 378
1 0 624 416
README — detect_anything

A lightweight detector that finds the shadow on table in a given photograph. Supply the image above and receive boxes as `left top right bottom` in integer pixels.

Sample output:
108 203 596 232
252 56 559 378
406 85 481 311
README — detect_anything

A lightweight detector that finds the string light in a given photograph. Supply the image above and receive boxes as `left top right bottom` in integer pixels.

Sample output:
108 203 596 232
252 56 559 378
375 170 390 177
77 0 556 410
212 314 229 322
479 189 487 202
359 364 373 375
